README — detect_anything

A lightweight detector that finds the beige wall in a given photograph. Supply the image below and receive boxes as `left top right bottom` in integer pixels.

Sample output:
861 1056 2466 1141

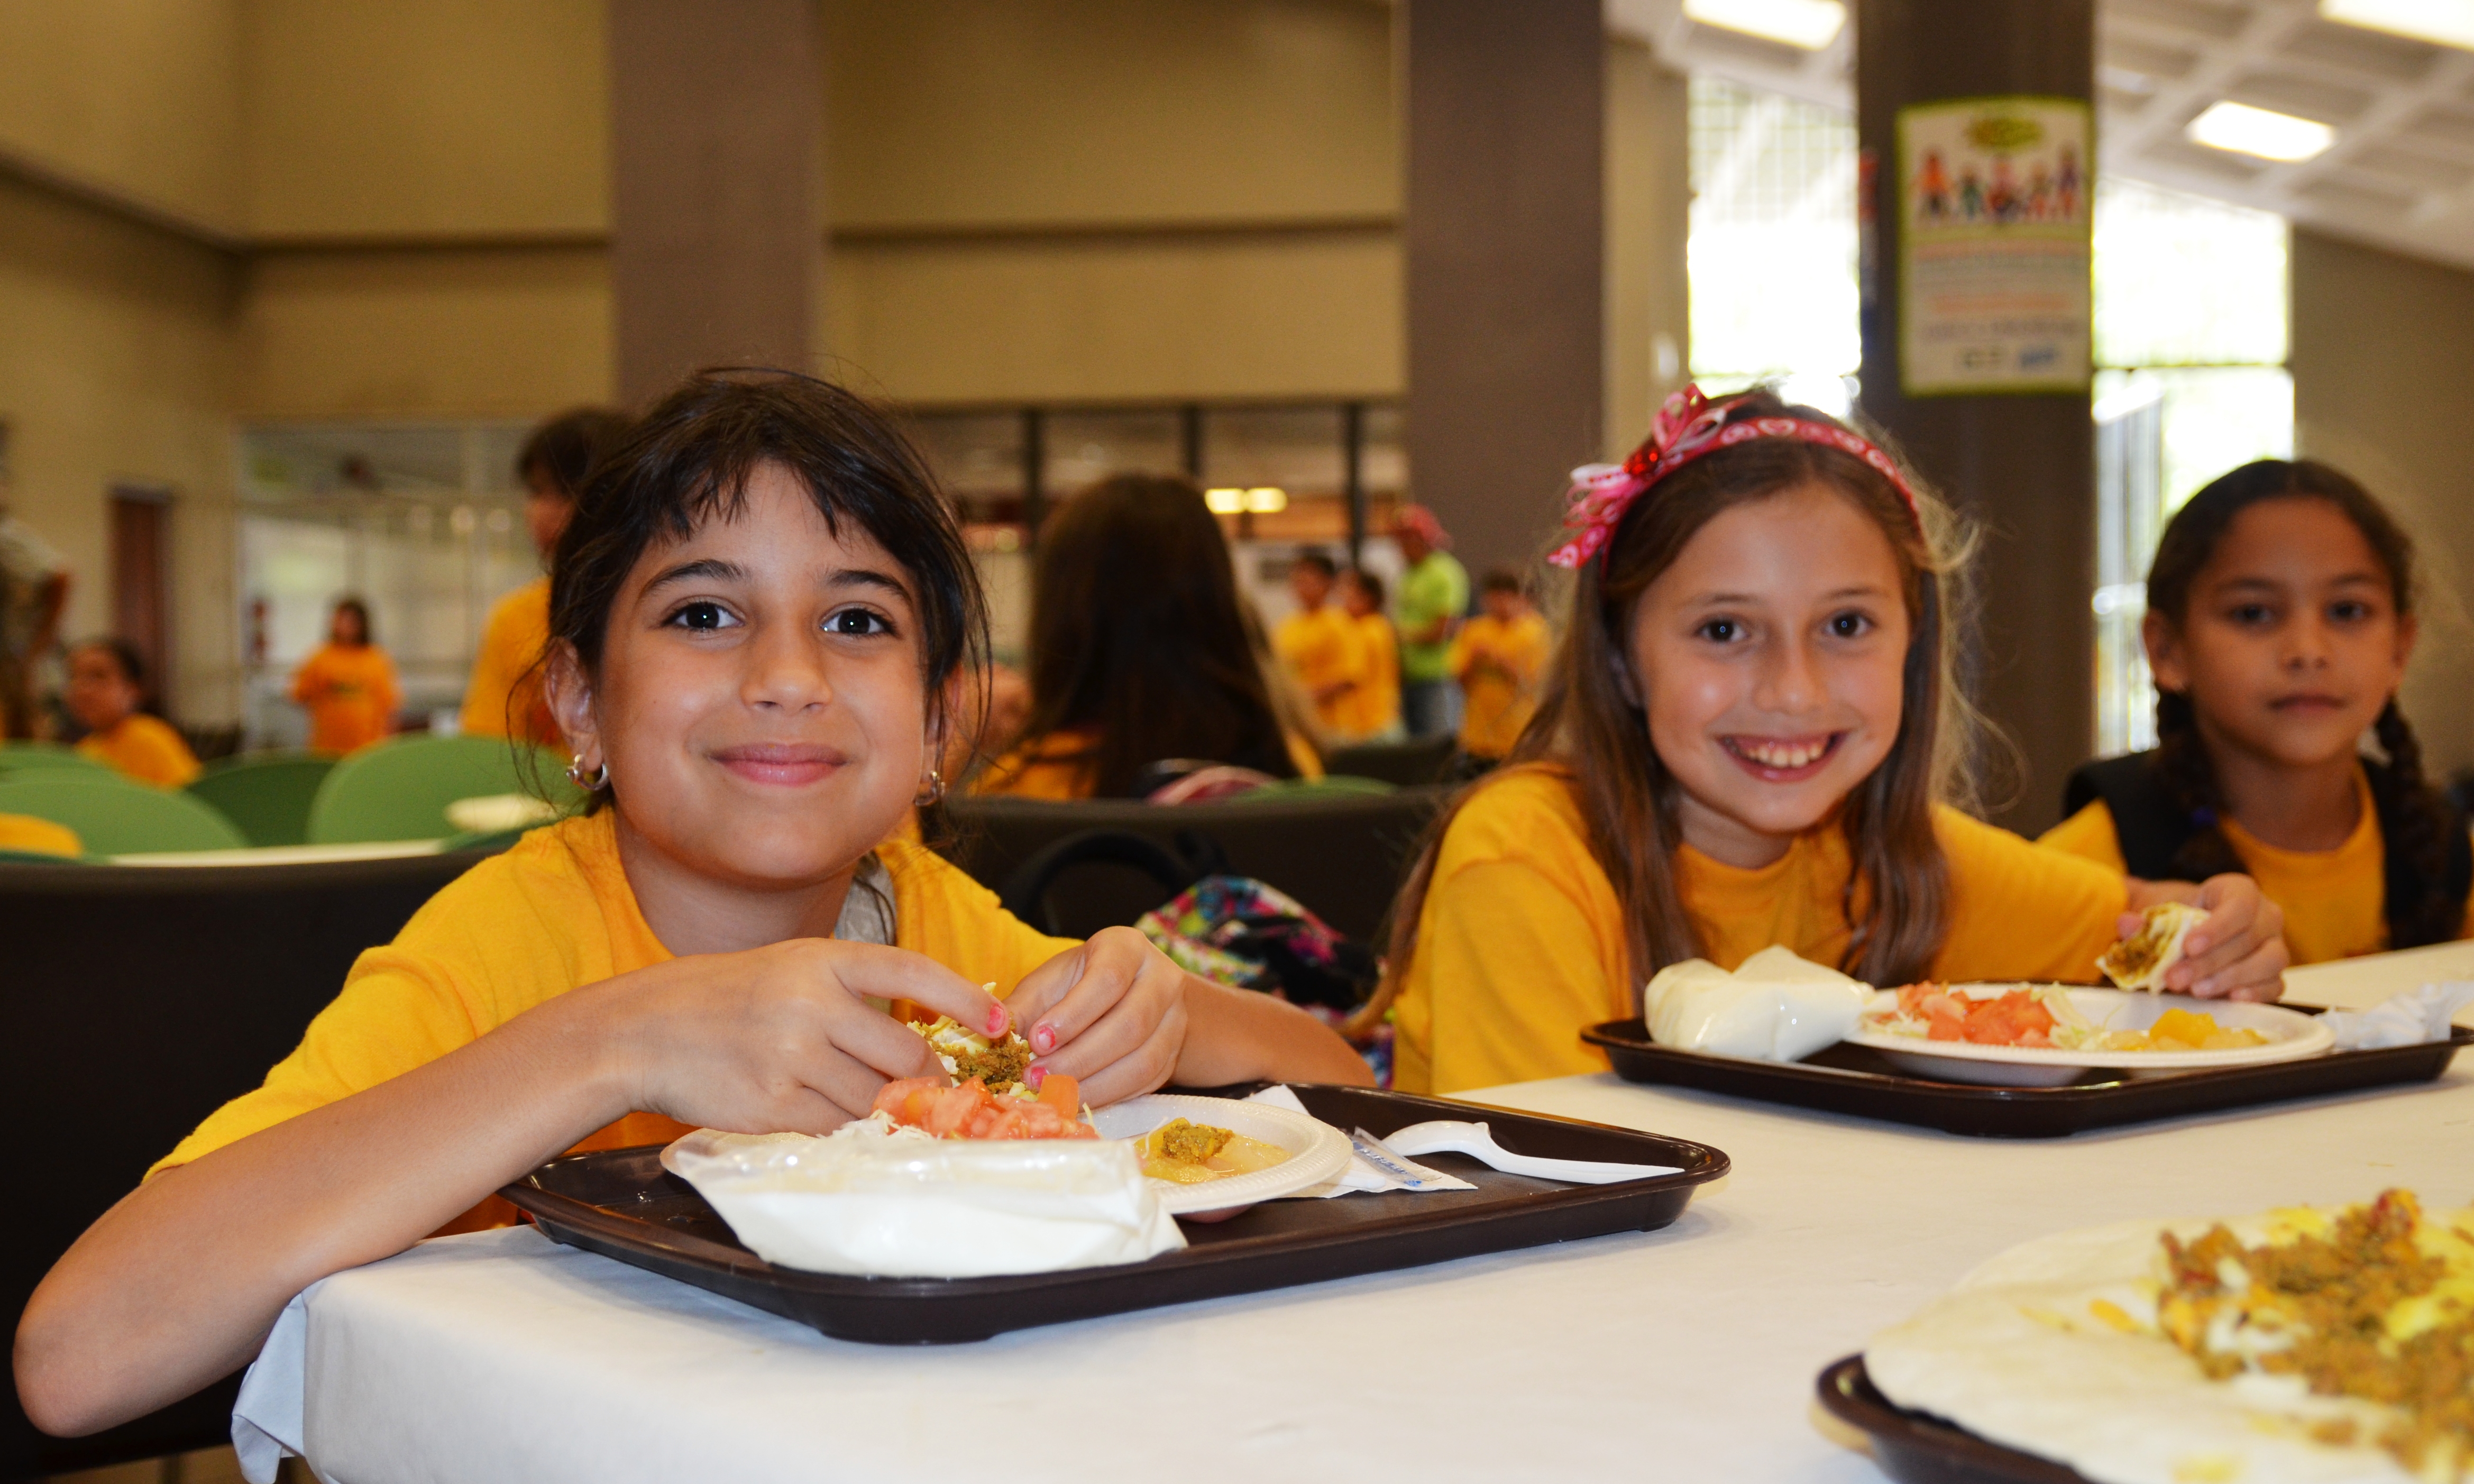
0 0 244 236
242 0 608 241
2292 228 2474 783
0 173 243 722
1602 38 1690 460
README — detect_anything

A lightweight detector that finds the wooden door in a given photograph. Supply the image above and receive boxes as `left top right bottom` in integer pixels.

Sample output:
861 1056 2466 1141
109 487 171 710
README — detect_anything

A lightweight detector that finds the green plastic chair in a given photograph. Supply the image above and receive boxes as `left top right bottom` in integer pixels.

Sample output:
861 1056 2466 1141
0 773 248 855
0 742 117 777
185 752 339 847
306 736 580 845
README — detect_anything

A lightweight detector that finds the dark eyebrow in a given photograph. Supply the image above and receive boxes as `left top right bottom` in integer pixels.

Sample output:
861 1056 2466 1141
827 566 911 600
643 557 747 593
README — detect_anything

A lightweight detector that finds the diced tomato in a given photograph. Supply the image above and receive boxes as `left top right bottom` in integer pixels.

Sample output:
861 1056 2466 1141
873 1073 1098 1140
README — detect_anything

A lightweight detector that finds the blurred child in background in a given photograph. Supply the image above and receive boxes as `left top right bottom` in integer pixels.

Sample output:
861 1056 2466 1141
1337 567 1403 744
290 597 399 754
2044 460 2471 962
1272 550 1367 738
462 408 631 745
1390 505 1469 739
66 638 198 788
1449 568 1551 763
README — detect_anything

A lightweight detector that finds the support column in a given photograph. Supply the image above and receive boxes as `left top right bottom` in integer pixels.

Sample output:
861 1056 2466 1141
1856 0 2096 831
1404 0 1604 578
609 0 821 407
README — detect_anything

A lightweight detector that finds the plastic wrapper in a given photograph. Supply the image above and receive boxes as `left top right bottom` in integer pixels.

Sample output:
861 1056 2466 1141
2321 981 2474 1051
661 1124 1186 1278
1641 945 1871 1061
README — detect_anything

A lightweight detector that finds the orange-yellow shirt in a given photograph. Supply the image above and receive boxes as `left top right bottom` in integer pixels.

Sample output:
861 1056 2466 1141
0 812 80 857
1273 605 1368 734
150 808 1077 1227
1449 612 1551 759
974 726 1324 801
460 577 559 745
2038 768 2474 965
75 714 201 789
1337 615 1401 741
290 642 400 755
1394 766 2130 1095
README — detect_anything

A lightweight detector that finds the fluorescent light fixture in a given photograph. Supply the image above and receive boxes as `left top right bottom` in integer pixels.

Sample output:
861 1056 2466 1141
1243 487 1288 514
1681 0 1846 50
2185 100 2336 162
2320 0 2474 52
1204 487 1245 515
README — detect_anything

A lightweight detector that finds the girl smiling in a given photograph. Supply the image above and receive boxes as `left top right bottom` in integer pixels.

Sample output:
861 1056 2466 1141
17 372 1369 1438
1371 388 2289 1096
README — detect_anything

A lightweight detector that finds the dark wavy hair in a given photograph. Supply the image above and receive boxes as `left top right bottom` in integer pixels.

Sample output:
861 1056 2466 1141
519 407 634 498
1011 473 1300 797
543 369 988 804
2143 459 2460 946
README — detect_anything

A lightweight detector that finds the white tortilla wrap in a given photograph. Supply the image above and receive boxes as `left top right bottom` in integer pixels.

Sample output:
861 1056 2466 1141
2097 901 2209 992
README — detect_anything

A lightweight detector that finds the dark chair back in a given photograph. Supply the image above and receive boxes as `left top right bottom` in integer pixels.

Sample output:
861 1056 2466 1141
1 849 496 1479
938 787 1447 944
1323 735 1457 788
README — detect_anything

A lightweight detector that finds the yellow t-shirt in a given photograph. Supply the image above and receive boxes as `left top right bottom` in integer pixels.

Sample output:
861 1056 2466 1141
1449 612 1551 759
975 726 1324 800
291 642 400 755
0 812 80 857
76 714 201 789
460 577 559 745
2038 769 2474 965
150 808 1077 1224
1337 614 1401 741
1393 766 2130 1095
1273 604 1368 734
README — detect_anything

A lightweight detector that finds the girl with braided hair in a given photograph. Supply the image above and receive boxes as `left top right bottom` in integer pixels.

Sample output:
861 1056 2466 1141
2045 460 2473 963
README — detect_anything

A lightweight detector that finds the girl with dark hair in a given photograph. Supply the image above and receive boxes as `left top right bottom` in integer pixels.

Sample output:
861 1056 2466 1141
2044 460 2471 962
17 371 1369 1440
1369 387 2288 1096
291 596 400 754
975 473 1321 799
65 637 198 787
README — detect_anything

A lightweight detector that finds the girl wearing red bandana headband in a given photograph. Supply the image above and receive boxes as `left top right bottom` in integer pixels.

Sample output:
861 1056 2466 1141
1361 385 2290 1096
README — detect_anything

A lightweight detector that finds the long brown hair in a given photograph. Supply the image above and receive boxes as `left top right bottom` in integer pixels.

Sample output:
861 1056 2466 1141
1365 391 1973 1028
2143 459 2462 946
1013 473 1301 797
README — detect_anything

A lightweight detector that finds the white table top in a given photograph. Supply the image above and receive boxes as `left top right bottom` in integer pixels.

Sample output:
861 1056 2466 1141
236 947 2474 1484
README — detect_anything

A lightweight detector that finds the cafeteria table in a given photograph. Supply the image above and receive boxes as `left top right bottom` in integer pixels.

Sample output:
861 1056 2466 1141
231 943 2474 1483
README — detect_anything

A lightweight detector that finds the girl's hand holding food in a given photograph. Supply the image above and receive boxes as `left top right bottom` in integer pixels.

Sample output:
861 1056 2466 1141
583 940 1009 1132
2122 874 2288 1001
1003 927 1193 1106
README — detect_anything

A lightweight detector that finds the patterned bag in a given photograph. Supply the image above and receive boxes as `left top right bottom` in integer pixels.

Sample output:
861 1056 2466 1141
1138 875 1393 1086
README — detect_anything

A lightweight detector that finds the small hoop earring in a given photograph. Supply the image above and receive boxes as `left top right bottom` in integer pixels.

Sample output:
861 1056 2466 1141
567 754 610 791
914 766 947 805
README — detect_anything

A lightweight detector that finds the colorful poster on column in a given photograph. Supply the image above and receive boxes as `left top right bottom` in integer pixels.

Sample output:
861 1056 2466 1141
1896 97 2092 396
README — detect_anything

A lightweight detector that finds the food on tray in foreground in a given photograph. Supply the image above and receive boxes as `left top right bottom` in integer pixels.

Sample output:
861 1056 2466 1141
1133 1117 1294 1185
1641 945 1872 1061
872 1073 1095 1140
911 1009 1034 1092
1865 1189 2474 1484
2098 900 2209 992
1864 983 2268 1052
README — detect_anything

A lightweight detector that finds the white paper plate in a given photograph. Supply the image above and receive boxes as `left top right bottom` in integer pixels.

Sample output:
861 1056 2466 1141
1841 987 2335 1087
1089 1094 1351 1215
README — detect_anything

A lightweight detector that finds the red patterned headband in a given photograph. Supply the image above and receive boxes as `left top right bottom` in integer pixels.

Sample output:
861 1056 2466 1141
1546 385 1923 569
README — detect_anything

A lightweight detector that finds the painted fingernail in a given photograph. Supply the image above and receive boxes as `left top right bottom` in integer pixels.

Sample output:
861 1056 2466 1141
1031 1022 1057 1055
985 1004 1010 1037
1024 1064 1047 1089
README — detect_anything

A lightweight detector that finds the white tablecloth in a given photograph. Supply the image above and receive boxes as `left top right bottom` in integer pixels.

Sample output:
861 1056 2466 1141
234 946 2474 1483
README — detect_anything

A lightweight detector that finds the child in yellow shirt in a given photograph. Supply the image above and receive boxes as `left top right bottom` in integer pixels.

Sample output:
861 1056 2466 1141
1449 569 1551 760
19 372 1371 1439
290 598 400 754
1337 568 1403 743
1368 386 2289 1096
1272 551 1367 737
2042 460 2472 964
65 638 199 788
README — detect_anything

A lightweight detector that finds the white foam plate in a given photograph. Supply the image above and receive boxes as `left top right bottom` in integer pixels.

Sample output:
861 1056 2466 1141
1090 1094 1351 1215
1840 986 2335 1087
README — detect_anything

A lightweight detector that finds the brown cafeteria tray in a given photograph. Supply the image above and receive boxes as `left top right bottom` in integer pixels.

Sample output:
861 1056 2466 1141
500 1083 1728 1344
1583 1014 2471 1138
1817 1355 2086 1483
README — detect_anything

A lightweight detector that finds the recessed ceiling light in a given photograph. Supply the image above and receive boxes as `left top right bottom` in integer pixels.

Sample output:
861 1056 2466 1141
2185 100 2337 162
1204 487 1245 515
1681 0 1847 51
2320 0 2474 52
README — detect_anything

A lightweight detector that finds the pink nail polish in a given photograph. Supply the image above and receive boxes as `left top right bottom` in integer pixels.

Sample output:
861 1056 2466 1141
1031 1022 1057 1055
1024 1064 1047 1089
985 1004 1010 1037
